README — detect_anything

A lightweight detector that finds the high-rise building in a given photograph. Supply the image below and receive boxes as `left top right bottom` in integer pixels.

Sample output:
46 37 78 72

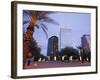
80 34 91 62
60 28 72 49
81 34 91 50
47 36 58 60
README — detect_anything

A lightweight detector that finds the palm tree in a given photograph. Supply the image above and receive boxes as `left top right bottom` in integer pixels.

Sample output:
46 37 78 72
23 10 58 38
23 10 58 66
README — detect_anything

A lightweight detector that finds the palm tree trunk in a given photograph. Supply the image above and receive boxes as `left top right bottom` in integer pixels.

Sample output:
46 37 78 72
23 22 35 67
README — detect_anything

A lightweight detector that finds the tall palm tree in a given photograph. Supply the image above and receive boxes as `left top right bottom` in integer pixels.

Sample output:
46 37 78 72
23 10 58 66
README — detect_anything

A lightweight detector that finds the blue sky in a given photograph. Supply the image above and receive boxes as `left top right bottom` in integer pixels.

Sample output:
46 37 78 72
23 11 91 56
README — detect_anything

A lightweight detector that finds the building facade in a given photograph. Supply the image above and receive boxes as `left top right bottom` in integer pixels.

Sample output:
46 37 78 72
60 28 72 49
47 36 58 61
81 34 91 50
81 34 91 62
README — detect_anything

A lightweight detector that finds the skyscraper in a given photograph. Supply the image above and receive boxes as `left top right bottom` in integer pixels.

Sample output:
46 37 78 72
60 28 72 49
81 34 91 50
47 36 58 61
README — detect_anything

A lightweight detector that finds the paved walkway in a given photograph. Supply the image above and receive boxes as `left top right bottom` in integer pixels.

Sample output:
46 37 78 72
24 61 91 69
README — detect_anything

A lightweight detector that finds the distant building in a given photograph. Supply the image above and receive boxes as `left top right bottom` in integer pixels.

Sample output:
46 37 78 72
81 34 91 50
60 28 72 49
47 36 58 60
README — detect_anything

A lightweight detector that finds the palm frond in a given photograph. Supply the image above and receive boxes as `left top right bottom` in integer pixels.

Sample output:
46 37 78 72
37 11 53 17
40 23 48 31
23 11 58 38
23 21 29 24
41 25 48 39
40 16 59 25
35 24 39 29
23 10 33 16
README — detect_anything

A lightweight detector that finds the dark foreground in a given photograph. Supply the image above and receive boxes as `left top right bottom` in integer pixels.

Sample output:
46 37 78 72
24 61 91 69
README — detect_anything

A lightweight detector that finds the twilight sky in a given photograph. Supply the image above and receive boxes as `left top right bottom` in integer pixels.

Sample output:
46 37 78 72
23 11 91 56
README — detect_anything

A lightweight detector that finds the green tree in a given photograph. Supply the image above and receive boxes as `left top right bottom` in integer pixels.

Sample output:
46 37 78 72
29 39 41 61
60 47 79 61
